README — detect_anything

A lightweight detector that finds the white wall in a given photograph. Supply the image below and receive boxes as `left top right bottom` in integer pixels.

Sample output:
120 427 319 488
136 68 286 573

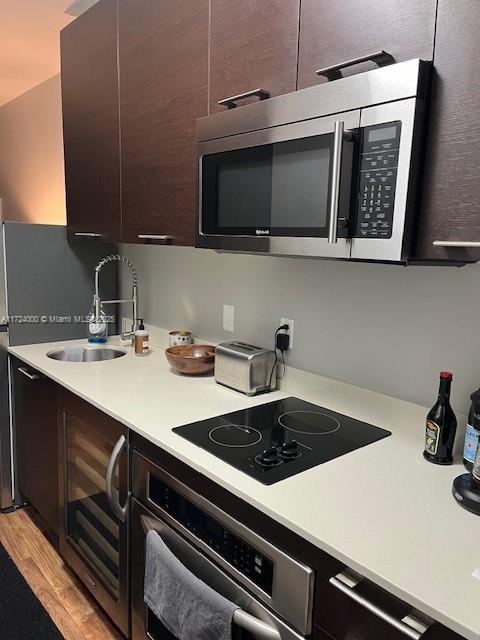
120 243 480 413
0 74 66 224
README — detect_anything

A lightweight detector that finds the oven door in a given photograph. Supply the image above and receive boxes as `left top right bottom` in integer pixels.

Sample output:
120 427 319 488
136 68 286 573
131 499 306 640
197 110 360 258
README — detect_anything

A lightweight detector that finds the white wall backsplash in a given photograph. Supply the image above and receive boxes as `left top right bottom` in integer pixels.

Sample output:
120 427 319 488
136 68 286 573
119 243 480 413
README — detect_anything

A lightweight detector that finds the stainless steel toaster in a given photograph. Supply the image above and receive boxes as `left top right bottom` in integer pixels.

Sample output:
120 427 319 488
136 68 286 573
214 342 276 396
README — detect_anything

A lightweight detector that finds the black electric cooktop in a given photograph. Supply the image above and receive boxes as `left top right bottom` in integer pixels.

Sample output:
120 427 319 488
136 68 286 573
173 397 391 485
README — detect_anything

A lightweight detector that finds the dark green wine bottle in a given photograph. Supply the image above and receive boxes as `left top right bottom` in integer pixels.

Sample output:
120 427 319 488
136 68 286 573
424 371 457 465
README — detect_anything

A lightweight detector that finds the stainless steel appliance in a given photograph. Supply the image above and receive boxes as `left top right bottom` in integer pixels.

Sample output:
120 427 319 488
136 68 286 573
173 397 391 485
197 58 431 263
131 451 314 639
0 222 117 511
215 342 276 396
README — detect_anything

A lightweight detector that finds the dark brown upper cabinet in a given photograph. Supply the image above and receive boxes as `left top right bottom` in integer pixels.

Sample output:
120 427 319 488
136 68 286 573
414 0 480 263
119 0 209 246
209 0 300 113
297 0 436 90
61 0 122 242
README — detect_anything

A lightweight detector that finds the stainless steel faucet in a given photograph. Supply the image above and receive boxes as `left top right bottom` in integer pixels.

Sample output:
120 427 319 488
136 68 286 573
92 254 139 341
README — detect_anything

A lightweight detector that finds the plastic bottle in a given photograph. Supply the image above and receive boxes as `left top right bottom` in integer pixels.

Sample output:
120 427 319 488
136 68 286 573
134 319 149 356
87 304 107 343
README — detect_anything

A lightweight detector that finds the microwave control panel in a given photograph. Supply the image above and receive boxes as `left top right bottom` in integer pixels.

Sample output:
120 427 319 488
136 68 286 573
355 121 401 239
148 473 274 595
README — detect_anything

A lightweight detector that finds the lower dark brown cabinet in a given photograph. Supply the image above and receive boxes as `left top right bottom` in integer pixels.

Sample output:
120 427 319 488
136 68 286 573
313 627 334 640
315 567 466 640
13 359 58 538
57 389 130 637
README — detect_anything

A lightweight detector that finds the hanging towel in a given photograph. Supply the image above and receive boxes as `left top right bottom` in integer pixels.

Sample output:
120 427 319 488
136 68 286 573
144 529 239 640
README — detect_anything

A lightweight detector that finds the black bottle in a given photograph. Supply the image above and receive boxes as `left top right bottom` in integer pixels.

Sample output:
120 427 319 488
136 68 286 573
452 440 480 516
424 371 457 465
463 390 480 471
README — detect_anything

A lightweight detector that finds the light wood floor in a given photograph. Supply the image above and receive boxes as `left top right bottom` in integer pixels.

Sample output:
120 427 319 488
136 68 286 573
0 507 122 640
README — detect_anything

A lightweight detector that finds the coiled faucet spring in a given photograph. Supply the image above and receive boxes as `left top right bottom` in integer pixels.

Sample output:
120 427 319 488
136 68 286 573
92 254 139 340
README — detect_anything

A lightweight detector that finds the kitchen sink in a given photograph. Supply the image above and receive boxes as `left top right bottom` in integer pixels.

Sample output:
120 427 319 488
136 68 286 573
46 346 127 362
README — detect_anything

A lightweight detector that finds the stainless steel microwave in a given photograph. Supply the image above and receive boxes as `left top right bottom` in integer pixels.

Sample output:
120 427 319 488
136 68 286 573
196 59 431 263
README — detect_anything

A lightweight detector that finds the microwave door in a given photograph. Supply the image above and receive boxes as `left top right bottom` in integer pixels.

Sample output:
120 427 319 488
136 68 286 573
197 110 360 258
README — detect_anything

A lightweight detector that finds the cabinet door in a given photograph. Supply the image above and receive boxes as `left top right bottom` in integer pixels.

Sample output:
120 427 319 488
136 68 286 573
297 0 436 89
316 567 467 640
209 0 300 113
60 0 122 242
58 389 129 636
119 0 209 246
414 1 480 262
13 360 58 537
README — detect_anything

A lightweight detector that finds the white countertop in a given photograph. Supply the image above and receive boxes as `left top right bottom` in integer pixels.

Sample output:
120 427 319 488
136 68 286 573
9 335 480 640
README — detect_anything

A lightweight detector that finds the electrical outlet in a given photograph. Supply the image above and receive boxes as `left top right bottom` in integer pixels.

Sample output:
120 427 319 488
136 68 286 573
223 305 235 332
280 317 294 349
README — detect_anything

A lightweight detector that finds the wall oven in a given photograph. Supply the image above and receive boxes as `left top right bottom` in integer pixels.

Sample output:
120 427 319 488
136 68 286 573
197 58 431 263
131 451 314 640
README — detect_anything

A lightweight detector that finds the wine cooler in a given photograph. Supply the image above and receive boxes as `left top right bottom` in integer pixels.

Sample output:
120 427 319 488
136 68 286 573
58 389 130 636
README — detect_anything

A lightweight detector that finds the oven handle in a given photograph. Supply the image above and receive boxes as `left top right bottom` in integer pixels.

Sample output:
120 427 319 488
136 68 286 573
141 515 282 640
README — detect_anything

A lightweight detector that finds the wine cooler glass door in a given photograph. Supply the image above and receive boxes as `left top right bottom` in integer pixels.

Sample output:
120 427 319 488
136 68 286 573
66 413 121 595
59 391 129 636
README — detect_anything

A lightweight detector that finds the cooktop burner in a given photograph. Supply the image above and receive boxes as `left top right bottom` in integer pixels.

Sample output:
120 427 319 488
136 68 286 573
208 425 262 448
278 410 340 435
173 397 391 485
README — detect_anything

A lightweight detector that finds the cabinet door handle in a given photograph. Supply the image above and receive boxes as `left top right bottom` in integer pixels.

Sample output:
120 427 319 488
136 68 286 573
218 88 270 109
106 435 129 523
74 232 104 238
433 241 480 248
316 50 394 81
18 367 43 381
329 571 432 640
137 234 174 243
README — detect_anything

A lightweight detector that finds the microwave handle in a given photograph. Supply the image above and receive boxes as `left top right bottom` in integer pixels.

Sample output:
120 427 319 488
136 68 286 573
328 120 346 244
316 50 394 81
141 515 281 640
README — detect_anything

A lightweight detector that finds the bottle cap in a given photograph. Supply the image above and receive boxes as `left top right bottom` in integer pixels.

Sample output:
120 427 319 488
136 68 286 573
138 319 145 331
470 389 480 404
440 371 453 380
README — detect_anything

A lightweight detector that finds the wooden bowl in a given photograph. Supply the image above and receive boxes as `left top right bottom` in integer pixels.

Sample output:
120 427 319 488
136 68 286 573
165 344 216 375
